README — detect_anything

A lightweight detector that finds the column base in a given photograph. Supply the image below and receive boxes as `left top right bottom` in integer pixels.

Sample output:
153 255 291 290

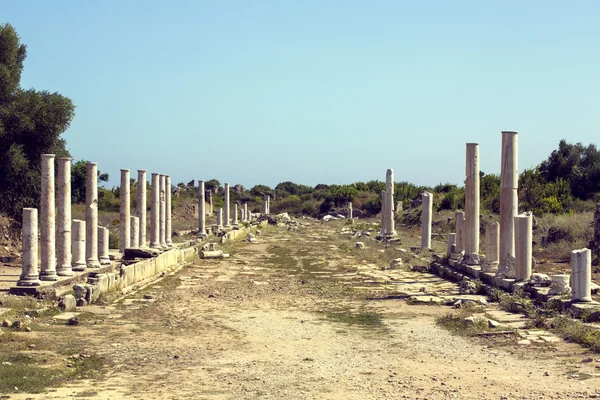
40 272 59 281
17 275 41 286
166 241 174 248
99 257 111 265
72 263 86 272
57 267 74 277
86 259 101 269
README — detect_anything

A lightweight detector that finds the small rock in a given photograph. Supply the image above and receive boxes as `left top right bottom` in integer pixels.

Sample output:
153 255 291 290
58 294 77 312
2 319 12 328
67 317 79 326
488 319 500 328
355 242 365 249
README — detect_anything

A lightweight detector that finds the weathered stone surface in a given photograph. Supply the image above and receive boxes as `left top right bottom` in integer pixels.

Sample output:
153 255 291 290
201 250 224 259
124 248 159 259
137 170 147 246
548 274 571 296
17 208 40 286
529 273 551 287
56 157 73 277
499 131 518 272
40 154 58 280
459 280 477 294
355 242 365 249
73 284 88 300
58 295 77 312
85 162 101 268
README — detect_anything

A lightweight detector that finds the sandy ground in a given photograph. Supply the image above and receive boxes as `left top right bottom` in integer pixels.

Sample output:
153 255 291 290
5 221 600 399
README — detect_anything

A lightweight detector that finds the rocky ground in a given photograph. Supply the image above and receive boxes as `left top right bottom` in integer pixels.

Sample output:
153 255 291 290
2 219 600 399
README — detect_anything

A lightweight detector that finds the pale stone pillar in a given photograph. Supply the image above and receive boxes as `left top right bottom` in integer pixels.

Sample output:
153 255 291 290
482 222 500 272
233 203 239 226
18 208 41 286
208 191 213 214
98 226 110 265
499 131 518 272
198 180 206 236
149 173 161 249
137 170 147 247
166 175 173 247
56 157 73 276
264 195 268 215
267 195 271 214
120 169 131 252
159 174 167 248
72 219 86 271
572 248 592 302
465 143 480 262
130 216 140 248
380 190 387 235
244 203 249 222
217 208 223 229
39 154 58 281
386 188 396 236
447 233 456 258
224 183 231 227
455 211 465 253
85 162 101 268
421 192 433 249
348 202 353 219
514 212 532 281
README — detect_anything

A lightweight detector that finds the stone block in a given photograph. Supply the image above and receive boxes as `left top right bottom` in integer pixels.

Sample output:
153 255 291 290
58 295 77 312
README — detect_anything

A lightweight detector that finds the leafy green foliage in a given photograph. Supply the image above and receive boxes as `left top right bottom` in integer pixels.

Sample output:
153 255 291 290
0 24 75 219
71 160 109 203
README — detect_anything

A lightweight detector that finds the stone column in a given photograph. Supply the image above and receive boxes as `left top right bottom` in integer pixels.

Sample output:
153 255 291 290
159 174 167 248
244 203 249 222
224 183 231 227
208 191 213 214
120 169 131 252
380 190 387 235
149 173 161 249
483 222 500 272
263 195 268 215
166 175 173 247
98 226 110 265
386 188 396 236
447 233 456 258
421 192 433 249
514 212 532 281
56 157 73 276
130 216 140 248
39 154 58 281
348 202 353 219
465 143 480 263
137 170 147 247
499 131 518 272
18 208 41 286
572 248 592 303
85 162 100 268
233 203 239 226
455 211 465 253
267 195 271 214
198 180 206 237
72 219 86 271
217 208 223 229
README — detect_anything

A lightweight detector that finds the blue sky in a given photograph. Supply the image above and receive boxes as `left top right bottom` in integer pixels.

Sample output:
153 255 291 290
4 1 600 189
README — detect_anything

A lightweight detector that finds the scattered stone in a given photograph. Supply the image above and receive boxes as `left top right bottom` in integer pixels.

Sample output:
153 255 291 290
2 319 12 328
58 295 77 312
459 280 477 295
76 298 88 307
529 273 551 287
411 265 428 273
355 242 365 249
548 274 571 296
488 319 500 328
67 317 79 326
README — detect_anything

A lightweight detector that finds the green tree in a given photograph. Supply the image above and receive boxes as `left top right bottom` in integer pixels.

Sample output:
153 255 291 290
0 24 75 219
71 160 109 203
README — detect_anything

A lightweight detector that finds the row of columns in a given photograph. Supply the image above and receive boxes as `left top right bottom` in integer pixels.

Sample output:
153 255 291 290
148 173 173 249
18 155 174 286
197 180 254 236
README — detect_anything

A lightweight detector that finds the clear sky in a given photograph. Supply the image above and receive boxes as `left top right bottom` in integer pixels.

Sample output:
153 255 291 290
4 1 600 189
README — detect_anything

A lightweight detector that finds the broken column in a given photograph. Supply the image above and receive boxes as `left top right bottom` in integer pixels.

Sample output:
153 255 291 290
159 174 167 248
233 203 239 226
137 170 147 247
482 222 500 272
455 211 465 254
386 168 396 236
120 169 131 252
17 208 41 286
166 175 173 247
224 183 231 227
421 192 433 249
571 248 592 302
72 219 86 271
447 233 456 258
217 208 224 229
514 212 532 281
380 190 387 235
98 226 110 265
244 203 249 222
86 162 101 268
40 154 58 281
348 202 353 219
499 131 518 274
130 216 140 248
56 157 73 276
198 180 206 237
465 143 480 264
149 173 161 249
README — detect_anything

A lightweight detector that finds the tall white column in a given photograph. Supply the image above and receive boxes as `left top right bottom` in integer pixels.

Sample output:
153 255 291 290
465 143 480 262
166 175 173 247
137 170 147 247
572 248 592 303
263 195 268 215
499 131 518 273
233 203 239 226
514 212 532 281
483 222 500 272
40 154 58 281
159 174 167 248
72 219 86 271
98 226 110 265
17 208 40 286
198 180 206 237
244 203 249 222
120 169 131 252
224 183 231 227
149 173 161 249
217 208 223 229
348 202 353 219
130 216 140 248
266 195 270 214
421 192 433 249
56 157 73 276
455 211 465 253
85 162 100 268
380 190 387 235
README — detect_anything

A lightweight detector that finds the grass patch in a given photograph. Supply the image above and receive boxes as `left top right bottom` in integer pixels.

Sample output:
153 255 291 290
436 309 491 337
264 245 297 268
326 311 383 327
552 316 600 352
